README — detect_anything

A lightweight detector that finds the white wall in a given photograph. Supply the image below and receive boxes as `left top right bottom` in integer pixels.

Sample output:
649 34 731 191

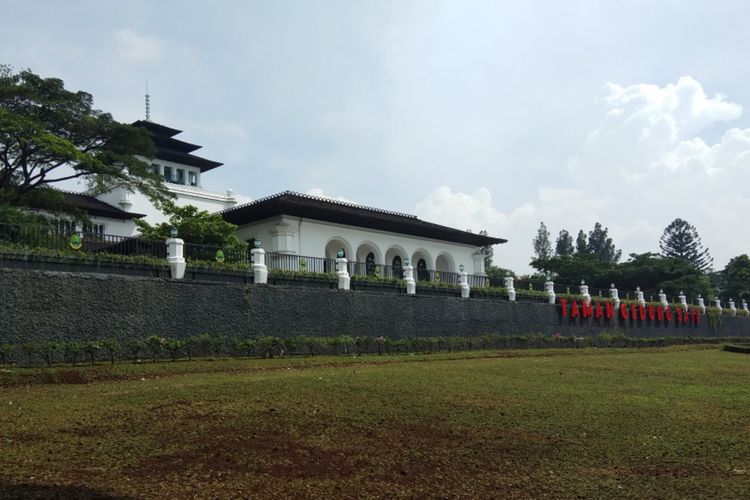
89 216 139 238
95 183 238 234
235 215 485 274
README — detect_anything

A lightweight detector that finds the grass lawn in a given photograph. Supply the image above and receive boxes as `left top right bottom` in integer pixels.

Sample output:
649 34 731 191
1 346 748 499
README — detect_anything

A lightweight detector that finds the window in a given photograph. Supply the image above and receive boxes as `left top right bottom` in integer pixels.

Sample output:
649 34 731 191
188 171 198 186
176 169 186 185
83 224 105 236
58 220 76 234
163 166 173 182
366 252 376 276
392 256 403 279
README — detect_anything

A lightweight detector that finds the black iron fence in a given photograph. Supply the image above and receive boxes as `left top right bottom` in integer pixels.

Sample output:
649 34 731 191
183 242 250 266
265 253 335 273
0 222 166 258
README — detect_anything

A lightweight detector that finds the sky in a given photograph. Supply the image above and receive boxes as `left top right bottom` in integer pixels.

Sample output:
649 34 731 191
3 0 750 273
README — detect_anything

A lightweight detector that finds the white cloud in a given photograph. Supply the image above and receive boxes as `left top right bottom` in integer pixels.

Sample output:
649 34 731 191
114 29 163 63
415 77 750 274
305 188 356 204
415 187 508 232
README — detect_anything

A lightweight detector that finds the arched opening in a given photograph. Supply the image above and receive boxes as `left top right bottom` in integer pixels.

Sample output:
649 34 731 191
355 242 382 276
435 253 456 283
411 250 432 281
385 245 406 279
366 252 376 276
391 255 403 279
417 258 428 281
324 237 352 273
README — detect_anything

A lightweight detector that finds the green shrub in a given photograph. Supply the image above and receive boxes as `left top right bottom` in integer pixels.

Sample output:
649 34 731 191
127 339 147 362
100 339 120 365
85 341 101 366
63 341 85 365
145 336 165 363
164 339 183 361
0 343 14 365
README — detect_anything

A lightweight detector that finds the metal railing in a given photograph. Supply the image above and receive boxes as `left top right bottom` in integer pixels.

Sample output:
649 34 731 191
0 222 166 258
183 242 250 266
265 253 335 273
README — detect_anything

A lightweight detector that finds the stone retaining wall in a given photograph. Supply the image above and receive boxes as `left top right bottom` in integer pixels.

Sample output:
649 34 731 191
2 268 749 345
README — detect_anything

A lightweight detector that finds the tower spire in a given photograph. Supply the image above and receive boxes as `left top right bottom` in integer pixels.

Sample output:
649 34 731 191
145 79 151 121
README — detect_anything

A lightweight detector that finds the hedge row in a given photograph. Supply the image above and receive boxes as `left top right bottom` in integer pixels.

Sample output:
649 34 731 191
1 333 746 367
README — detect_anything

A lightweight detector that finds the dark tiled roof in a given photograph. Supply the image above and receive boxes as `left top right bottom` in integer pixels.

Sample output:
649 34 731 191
132 120 223 172
221 191 507 246
58 192 145 220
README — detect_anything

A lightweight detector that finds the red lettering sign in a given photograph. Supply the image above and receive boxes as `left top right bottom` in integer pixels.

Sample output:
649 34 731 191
639 305 646 321
605 302 614 319
648 305 656 321
595 302 604 319
631 303 638 321
620 303 629 320
665 308 673 321
657 307 664 321
570 300 580 318
582 302 593 318
559 298 568 317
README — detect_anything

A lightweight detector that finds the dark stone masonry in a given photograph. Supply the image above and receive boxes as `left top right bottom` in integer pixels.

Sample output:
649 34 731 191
1 268 749 345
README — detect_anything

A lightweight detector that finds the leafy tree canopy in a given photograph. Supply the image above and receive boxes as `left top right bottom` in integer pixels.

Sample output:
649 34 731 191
477 229 494 268
575 230 588 256
555 229 574 257
610 252 711 300
659 218 713 272
0 66 171 209
721 254 750 302
135 202 245 250
586 222 621 263
532 222 552 260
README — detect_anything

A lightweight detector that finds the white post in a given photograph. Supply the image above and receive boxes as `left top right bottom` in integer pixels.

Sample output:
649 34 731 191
166 237 186 279
504 275 516 302
609 283 620 310
714 297 722 313
251 248 268 284
729 299 737 316
636 286 645 306
579 280 591 305
659 289 669 310
678 291 688 312
697 295 706 314
403 262 416 295
742 299 749 314
459 271 470 299
336 257 350 290
544 278 555 304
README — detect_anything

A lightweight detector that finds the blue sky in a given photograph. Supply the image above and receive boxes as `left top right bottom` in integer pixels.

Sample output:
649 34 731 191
3 1 750 272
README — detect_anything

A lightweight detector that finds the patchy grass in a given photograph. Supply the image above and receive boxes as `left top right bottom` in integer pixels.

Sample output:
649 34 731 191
1 346 748 499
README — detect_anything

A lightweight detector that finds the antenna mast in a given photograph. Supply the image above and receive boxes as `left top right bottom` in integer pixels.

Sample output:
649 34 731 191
145 79 151 121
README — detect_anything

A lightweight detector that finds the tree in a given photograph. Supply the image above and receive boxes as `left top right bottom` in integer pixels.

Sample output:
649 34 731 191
555 229 574 257
610 252 711 299
722 254 750 302
135 202 246 250
477 230 494 268
0 66 170 208
659 218 713 272
532 222 552 260
586 223 621 263
575 230 588 256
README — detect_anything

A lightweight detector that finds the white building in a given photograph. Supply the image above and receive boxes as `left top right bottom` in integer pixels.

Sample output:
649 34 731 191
221 191 505 282
49 120 507 281
93 120 238 235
